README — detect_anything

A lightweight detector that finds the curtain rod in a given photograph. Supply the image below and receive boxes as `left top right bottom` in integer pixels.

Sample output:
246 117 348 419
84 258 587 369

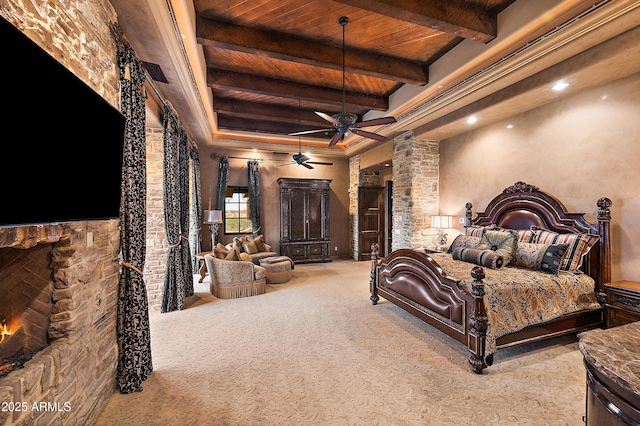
211 153 265 162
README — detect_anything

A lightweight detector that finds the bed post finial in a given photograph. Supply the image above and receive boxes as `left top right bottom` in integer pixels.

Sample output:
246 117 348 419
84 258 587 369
465 203 473 226
597 198 612 291
469 266 488 374
370 243 380 305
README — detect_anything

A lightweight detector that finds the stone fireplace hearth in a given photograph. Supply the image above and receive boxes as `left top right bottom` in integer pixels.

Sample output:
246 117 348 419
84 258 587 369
0 222 120 425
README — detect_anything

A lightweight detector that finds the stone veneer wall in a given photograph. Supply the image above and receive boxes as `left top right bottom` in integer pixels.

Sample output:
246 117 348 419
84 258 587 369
392 131 440 251
348 156 360 260
143 128 168 312
1 1 122 424
0 222 120 425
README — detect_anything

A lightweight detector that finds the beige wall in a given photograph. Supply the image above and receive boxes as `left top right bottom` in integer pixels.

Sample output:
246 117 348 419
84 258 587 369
439 72 640 281
198 145 351 259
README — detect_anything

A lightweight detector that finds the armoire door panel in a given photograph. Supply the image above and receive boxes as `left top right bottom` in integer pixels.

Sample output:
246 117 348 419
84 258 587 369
278 178 332 263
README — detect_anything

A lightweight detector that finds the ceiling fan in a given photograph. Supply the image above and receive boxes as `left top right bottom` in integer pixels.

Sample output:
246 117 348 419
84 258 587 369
279 101 334 169
276 145 334 170
289 16 396 147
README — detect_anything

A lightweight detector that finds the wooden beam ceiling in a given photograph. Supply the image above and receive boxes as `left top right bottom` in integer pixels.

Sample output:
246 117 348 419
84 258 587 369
193 0 516 146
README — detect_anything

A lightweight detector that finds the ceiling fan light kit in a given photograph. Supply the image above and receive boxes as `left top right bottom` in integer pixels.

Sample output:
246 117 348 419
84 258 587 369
288 16 396 147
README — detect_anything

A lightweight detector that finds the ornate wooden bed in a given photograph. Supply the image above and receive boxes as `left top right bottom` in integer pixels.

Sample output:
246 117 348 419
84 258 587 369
370 182 612 374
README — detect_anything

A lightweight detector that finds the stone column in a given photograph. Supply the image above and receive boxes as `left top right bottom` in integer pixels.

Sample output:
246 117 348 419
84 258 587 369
392 131 440 251
349 155 360 260
144 128 168 312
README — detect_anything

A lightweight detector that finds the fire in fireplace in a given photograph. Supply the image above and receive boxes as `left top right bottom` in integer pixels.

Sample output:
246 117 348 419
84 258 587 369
1 319 10 342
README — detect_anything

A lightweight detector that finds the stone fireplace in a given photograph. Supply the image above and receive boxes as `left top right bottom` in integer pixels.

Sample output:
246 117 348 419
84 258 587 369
0 222 120 425
0 243 54 376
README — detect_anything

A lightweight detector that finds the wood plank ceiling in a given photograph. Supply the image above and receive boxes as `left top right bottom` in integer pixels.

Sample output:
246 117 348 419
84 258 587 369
193 0 516 147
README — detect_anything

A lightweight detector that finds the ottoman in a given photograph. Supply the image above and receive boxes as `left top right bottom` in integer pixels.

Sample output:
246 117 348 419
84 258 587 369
259 256 294 284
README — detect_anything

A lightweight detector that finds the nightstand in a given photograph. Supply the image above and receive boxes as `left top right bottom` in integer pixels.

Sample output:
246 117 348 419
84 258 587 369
605 281 640 328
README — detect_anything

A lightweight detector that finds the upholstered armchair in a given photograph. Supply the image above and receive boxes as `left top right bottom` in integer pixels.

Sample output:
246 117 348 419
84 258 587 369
204 254 267 299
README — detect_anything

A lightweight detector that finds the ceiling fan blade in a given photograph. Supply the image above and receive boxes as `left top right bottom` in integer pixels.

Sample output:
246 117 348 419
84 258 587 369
356 116 397 127
289 128 334 136
328 132 343 147
277 161 296 167
316 111 339 125
306 161 334 166
301 162 314 169
352 129 388 141
299 155 310 163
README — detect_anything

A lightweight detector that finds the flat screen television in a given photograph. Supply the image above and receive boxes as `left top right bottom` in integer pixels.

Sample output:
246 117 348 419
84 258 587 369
0 15 125 227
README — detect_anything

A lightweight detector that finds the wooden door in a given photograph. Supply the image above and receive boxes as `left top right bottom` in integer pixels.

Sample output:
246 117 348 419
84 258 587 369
358 187 384 261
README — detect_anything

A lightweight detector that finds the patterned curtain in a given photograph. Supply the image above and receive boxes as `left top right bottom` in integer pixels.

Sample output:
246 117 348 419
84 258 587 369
178 129 194 287
247 160 260 237
189 146 202 271
116 41 153 394
213 156 229 245
161 109 194 313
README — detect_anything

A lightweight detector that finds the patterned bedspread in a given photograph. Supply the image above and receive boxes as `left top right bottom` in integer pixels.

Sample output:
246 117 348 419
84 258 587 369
428 253 601 355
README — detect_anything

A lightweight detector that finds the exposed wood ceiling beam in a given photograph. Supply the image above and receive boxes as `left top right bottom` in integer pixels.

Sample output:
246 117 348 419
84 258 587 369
196 17 428 85
331 0 497 42
207 70 389 111
213 98 330 127
217 115 329 138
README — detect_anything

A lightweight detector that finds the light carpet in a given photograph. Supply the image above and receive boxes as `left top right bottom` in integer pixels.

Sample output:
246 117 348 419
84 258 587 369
95 260 588 425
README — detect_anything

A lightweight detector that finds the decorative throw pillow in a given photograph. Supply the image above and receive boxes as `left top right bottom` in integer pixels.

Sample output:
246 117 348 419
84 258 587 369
447 235 480 253
516 228 536 243
477 229 518 266
224 248 240 261
243 239 259 254
513 242 569 275
530 227 599 272
239 252 253 262
254 235 266 252
213 243 229 259
230 239 244 254
452 247 504 269
464 224 496 238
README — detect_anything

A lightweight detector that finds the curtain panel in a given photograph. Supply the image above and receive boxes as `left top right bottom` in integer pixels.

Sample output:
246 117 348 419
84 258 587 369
161 109 194 313
116 42 153 394
247 160 260 237
189 146 202 270
214 156 229 245
179 129 194 290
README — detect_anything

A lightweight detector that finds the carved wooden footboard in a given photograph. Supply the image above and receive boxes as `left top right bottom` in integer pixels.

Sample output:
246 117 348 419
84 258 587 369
370 245 491 373
369 181 612 374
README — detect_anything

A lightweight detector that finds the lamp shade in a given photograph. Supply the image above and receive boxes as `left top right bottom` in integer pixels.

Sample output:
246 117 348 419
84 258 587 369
204 209 223 224
431 215 452 229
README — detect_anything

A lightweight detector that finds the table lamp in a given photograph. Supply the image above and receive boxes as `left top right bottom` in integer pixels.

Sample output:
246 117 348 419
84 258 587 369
431 215 452 252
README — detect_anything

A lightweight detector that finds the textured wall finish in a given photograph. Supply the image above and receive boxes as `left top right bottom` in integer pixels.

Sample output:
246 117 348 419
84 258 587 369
440 72 640 281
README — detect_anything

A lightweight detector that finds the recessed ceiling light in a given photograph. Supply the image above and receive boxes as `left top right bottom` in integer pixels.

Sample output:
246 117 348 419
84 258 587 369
466 116 478 124
506 124 513 129
552 81 569 91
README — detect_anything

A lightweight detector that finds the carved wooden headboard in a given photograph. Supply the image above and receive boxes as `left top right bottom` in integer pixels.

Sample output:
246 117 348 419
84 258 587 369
464 182 611 296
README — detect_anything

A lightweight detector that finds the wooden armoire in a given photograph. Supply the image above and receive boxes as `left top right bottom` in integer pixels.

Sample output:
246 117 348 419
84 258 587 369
278 178 332 263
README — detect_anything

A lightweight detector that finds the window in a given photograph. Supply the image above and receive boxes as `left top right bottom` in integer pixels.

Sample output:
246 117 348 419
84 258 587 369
224 186 252 234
